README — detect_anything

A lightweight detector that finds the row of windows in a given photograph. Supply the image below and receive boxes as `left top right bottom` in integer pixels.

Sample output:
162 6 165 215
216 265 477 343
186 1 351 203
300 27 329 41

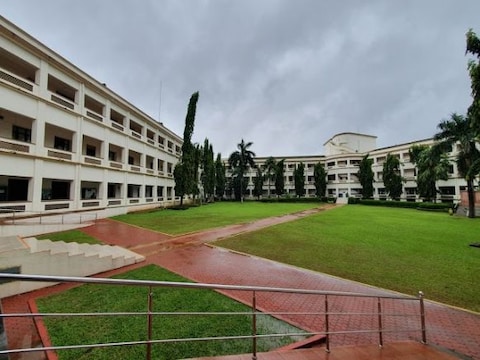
0 177 174 202
8 123 175 174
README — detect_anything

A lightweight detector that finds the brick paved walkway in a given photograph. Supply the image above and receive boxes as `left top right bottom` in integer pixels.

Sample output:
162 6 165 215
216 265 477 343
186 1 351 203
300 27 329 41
3 206 479 359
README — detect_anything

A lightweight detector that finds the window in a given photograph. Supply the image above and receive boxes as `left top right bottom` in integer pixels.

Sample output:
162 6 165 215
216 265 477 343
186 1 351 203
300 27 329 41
145 185 153 197
108 151 116 161
42 180 70 200
127 184 141 198
81 188 97 199
86 145 96 157
128 156 134 165
54 136 71 151
12 125 31 142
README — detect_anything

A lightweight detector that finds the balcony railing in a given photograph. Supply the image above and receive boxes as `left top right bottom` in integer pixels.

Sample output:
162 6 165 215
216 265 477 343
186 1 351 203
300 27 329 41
85 110 103 122
0 273 427 360
0 69 34 92
50 93 75 110
0 139 30 153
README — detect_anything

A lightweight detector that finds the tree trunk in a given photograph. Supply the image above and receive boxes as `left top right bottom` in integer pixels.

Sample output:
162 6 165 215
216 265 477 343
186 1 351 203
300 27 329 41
240 177 244 203
180 195 184 207
467 178 475 218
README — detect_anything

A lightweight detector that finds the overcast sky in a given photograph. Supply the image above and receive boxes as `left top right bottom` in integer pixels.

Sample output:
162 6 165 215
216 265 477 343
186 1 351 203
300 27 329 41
2 1 479 157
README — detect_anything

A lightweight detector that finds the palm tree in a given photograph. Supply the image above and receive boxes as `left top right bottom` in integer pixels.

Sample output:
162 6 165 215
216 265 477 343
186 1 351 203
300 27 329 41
228 139 256 202
434 113 480 218
409 144 450 202
264 156 277 197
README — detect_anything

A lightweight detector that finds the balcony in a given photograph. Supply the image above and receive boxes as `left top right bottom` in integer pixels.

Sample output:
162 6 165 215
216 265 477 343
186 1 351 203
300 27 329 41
0 48 38 93
0 68 34 92
84 95 104 122
47 75 77 111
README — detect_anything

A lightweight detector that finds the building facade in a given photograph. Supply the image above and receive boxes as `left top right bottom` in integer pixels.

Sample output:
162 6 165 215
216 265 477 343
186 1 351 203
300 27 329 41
0 16 469 217
0 16 182 216
227 132 466 203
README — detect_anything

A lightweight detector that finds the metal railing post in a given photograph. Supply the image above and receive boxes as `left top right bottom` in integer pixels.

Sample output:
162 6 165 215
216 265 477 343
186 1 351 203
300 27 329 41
419 291 427 344
377 297 383 347
146 286 153 360
325 294 330 353
251 291 257 360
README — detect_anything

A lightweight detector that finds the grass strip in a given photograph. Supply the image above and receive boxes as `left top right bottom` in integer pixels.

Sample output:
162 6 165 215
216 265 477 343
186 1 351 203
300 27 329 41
216 205 480 312
113 201 321 235
37 229 101 244
36 265 304 359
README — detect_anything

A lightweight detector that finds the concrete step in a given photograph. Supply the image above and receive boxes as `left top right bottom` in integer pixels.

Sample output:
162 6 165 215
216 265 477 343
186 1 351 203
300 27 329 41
0 237 146 297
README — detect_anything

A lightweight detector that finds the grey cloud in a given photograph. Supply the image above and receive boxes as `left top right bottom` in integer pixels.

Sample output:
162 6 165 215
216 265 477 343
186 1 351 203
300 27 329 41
2 0 479 157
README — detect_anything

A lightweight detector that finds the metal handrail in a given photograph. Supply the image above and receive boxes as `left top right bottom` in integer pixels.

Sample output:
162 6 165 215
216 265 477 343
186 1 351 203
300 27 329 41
0 273 427 359
0 208 98 225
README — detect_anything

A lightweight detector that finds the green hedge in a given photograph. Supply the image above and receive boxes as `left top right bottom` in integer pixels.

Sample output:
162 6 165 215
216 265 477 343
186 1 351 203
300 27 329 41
259 197 328 204
348 198 452 211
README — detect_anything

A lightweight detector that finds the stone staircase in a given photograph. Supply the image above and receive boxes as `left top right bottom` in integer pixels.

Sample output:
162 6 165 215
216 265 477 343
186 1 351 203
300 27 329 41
0 236 145 298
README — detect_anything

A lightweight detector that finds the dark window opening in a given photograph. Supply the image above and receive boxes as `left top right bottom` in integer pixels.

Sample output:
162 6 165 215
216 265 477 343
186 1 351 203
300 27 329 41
42 181 70 200
86 145 96 157
81 188 97 200
12 125 31 142
54 136 71 151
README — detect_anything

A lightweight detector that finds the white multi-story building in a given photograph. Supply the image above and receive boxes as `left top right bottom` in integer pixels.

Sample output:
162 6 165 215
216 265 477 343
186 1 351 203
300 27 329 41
0 16 182 216
0 16 468 217
227 132 466 203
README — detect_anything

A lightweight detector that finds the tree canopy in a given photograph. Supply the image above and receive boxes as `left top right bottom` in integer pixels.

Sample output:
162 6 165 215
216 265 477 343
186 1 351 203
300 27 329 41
201 138 215 202
274 159 285 198
434 113 480 217
293 162 305 197
215 153 226 199
228 139 256 202
357 154 374 199
466 29 480 129
409 144 450 202
264 157 277 197
382 154 403 200
313 162 327 198
252 167 264 200
174 91 199 205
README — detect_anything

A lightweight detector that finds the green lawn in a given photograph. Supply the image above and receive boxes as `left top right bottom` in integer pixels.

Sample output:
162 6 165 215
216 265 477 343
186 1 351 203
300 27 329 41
215 205 480 312
113 201 321 235
36 265 303 360
37 229 101 244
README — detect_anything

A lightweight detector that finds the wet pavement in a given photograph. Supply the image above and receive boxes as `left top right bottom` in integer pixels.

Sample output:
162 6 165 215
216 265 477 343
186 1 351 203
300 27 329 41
3 204 480 359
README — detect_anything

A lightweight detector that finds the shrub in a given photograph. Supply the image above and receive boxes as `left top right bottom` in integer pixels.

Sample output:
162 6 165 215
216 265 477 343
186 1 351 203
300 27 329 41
259 197 324 204
355 199 452 212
